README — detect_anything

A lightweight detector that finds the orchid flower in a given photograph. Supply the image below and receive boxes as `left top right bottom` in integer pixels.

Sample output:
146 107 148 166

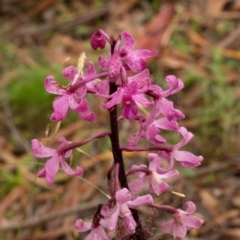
159 201 204 240
127 117 179 147
45 62 98 122
127 155 179 196
75 219 110 240
103 69 152 121
143 75 185 126
171 127 203 168
95 31 155 82
100 188 153 233
31 137 83 186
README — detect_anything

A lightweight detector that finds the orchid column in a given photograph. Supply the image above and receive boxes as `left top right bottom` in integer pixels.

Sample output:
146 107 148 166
31 29 204 240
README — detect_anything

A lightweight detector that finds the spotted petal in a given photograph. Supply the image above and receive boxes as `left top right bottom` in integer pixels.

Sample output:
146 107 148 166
44 76 66 95
120 31 135 52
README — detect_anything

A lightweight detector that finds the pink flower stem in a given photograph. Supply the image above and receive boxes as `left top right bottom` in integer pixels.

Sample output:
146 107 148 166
151 203 178 214
126 166 151 176
57 131 111 155
108 39 145 240
120 145 172 153
66 72 108 94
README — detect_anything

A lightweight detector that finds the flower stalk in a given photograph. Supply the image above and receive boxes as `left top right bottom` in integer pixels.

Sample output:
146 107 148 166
109 81 146 240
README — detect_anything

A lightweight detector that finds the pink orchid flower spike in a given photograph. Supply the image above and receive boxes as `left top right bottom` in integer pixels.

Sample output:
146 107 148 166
31 137 83 186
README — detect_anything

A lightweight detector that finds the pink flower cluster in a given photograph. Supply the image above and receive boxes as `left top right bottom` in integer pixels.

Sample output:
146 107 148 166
31 29 204 240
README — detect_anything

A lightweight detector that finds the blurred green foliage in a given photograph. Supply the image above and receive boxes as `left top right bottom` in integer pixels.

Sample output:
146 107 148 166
0 168 22 197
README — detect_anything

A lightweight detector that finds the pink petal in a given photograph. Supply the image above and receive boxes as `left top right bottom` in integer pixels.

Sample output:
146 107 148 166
183 201 196 214
174 150 203 168
62 66 78 82
163 75 184 97
103 88 123 109
45 156 60 186
132 49 156 59
75 219 92 232
127 194 154 208
145 124 166 144
148 84 163 97
37 168 46 178
100 205 111 217
44 76 66 95
148 153 161 171
128 69 150 85
74 98 95 122
31 139 55 157
154 117 179 131
61 160 83 177
94 79 109 96
116 188 132 204
74 85 87 100
108 55 121 82
83 62 96 80
90 227 110 240
173 220 187 240
127 164 147 177
181 215 204 229
148 152 174 174
158 98 185 121
148 153 173 174
168 109 185 121
124 215 136 233
108 205 120 232
122 97 138 121
120 31 135 53
124 54 147 73
175 127 193 149
129 176 146 194
147 153 159 162
160 170 179 179
127 129 142 147
50 95 69 122
132 95 152 107
127 81 138 95
150 177 169 195
98 56 110 70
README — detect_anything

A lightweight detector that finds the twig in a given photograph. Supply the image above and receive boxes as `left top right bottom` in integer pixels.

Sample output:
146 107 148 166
5 4 109 40
218 24 240 48
2 92 31 153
